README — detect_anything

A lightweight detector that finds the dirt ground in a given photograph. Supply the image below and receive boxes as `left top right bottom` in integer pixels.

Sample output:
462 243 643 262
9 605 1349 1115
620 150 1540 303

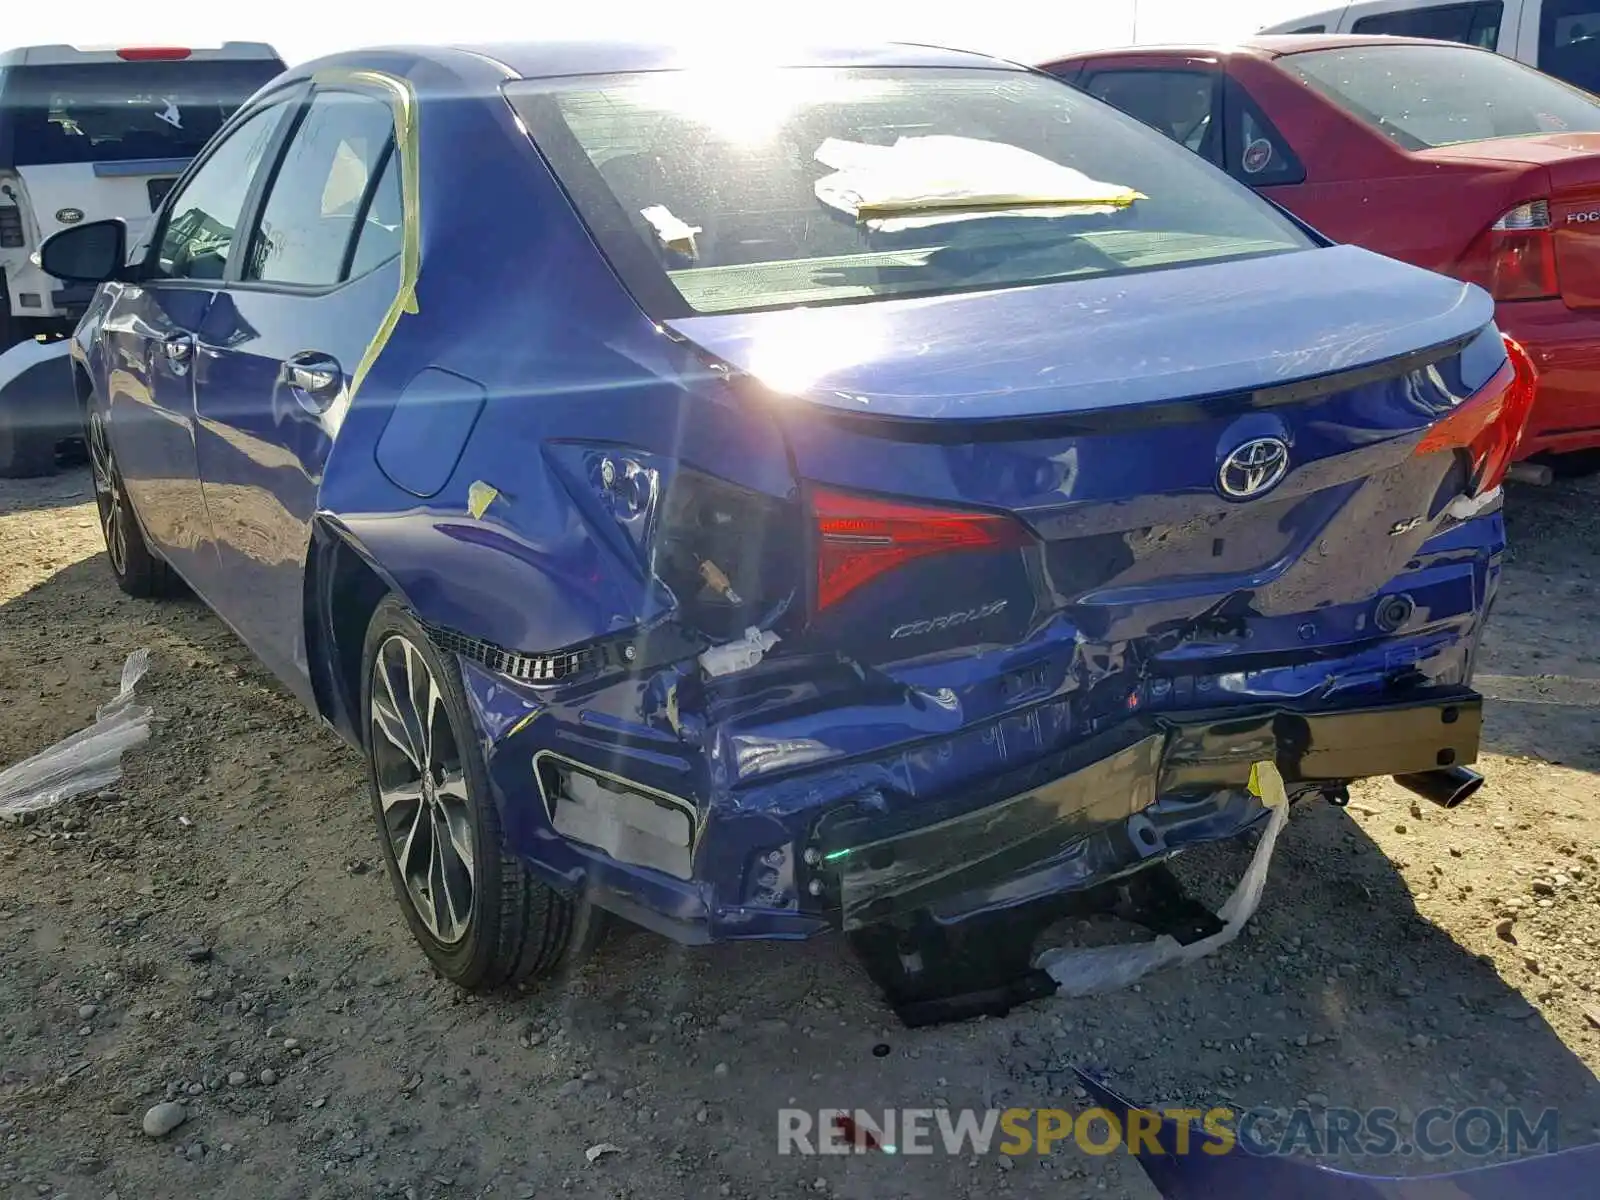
0 467 1596 1200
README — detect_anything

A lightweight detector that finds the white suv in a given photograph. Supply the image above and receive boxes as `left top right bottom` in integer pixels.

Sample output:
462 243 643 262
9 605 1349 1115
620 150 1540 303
0 42 285 351
1261 0 1600 93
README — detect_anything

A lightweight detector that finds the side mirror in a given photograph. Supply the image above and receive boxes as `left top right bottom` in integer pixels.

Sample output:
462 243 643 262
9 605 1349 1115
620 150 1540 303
39 219 128 285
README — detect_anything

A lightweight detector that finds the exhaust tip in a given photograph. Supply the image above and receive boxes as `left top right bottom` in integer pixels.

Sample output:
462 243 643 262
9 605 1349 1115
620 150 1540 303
1393 766 1485 810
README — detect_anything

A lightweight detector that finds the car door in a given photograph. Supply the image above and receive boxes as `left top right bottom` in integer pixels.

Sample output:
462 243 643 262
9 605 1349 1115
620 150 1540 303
191 82 406 702
101 96 294 595
1077 61 1225 168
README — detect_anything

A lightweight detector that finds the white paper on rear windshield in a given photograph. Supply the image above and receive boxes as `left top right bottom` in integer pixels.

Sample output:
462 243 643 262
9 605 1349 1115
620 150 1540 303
812 134 1144 224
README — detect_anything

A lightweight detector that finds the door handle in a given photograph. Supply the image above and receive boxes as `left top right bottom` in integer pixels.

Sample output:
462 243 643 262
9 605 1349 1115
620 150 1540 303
281 351 343 412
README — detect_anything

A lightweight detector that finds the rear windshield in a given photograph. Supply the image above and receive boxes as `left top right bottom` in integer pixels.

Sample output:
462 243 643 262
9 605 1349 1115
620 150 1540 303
506 67 1314 317
1284 43 1600 149
0 59 284 167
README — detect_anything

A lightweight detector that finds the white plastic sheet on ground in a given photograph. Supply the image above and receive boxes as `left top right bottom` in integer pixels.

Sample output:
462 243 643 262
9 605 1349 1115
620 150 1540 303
0 649 153 818
1037 760 1292 998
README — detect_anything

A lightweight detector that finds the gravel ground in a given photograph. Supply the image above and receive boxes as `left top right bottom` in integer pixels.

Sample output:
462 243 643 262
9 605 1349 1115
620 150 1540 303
0 467 1597 1200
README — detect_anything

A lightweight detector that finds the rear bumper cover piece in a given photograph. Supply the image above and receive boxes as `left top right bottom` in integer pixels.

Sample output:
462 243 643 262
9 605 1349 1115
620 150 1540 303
817 691 1482 930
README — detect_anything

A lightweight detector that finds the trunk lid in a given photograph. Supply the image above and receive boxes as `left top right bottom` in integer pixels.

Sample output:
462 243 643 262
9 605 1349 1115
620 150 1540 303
665 244 1503 670
1421 133 1600 309
667 244 1487 423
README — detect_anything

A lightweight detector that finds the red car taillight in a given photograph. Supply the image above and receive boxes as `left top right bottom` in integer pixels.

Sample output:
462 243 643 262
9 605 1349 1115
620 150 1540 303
1414 334 1539 494
812 487 1031 612
1483 201 1559 301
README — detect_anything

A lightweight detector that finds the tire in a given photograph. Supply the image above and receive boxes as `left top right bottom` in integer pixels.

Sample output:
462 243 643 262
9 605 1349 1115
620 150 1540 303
0 409 57 477
86 403 180 598
1543 449 1600 480
361 597 593 990
0 294 18 354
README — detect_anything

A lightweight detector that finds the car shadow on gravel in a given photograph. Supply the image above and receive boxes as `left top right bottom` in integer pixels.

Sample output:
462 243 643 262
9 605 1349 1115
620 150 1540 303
0 466 95 515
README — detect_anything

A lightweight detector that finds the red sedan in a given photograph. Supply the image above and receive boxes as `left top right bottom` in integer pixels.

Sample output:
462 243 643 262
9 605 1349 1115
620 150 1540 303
1039 34 1600 463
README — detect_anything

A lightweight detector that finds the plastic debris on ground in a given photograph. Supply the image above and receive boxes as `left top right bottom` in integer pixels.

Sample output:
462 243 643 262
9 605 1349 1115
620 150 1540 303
1036 760 1291 997
0 648 153 819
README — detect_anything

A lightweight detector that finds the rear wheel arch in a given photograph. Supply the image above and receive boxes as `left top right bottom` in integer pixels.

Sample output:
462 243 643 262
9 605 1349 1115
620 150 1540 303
304 519 404 746
71 359 94 423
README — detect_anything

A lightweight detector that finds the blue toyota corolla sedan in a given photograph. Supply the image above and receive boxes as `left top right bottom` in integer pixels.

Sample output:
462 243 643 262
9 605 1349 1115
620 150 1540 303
41 40 1534 995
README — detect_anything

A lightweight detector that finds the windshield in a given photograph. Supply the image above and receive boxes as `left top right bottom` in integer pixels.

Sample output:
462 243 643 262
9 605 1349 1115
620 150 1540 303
506 67 1313 317
1284 42 1600 149
0 59 284 167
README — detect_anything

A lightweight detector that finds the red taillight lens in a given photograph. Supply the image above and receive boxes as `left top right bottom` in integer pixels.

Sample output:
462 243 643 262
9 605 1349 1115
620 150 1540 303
115 47 192 60
1485 201 1559 301
812 487 1031 611
1414 334 1539 494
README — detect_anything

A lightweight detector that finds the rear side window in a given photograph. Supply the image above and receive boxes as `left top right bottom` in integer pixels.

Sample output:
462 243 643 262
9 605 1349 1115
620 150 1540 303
346 151 403 279
1082 70 1218 157
1350 1 1505 47
507 67 1313 318
1225 79 1306 185
1540 0 1600 92
1285 42 1600 148
0 59 284 168
243 89 398 287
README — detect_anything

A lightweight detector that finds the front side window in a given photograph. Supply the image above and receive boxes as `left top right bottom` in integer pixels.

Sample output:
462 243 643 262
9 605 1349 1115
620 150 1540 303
0 59 283 168
1540 0 1600 92
506 67 1312 317
1285 42 1600 148
1083 70 1218 156
1350 1 1504 48
153 100 289 281
243 89 398 287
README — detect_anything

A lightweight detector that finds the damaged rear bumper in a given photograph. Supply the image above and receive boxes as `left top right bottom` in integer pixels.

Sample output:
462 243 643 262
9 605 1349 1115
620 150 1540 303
476 656 1481 942
817 691 1481 930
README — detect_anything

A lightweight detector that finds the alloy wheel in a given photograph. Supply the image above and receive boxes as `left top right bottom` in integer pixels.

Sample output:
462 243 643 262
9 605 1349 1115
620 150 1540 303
87 411 127 576
369 634 476 944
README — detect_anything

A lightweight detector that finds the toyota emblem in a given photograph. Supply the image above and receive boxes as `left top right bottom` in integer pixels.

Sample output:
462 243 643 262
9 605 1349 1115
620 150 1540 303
1218 437 1290 499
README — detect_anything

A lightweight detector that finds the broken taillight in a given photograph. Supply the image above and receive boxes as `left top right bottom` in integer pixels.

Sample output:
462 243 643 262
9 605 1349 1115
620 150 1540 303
656 466 800 638
812 487 1031 611
1414 334 1539 495
1481 201 1559 301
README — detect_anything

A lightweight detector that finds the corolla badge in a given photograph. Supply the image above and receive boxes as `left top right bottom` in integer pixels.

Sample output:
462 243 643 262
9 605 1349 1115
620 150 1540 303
1218 437 1290 499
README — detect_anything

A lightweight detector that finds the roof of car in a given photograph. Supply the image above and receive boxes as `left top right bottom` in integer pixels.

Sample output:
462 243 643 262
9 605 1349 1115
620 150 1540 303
1038 32 1490 66
399 39 1020 80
